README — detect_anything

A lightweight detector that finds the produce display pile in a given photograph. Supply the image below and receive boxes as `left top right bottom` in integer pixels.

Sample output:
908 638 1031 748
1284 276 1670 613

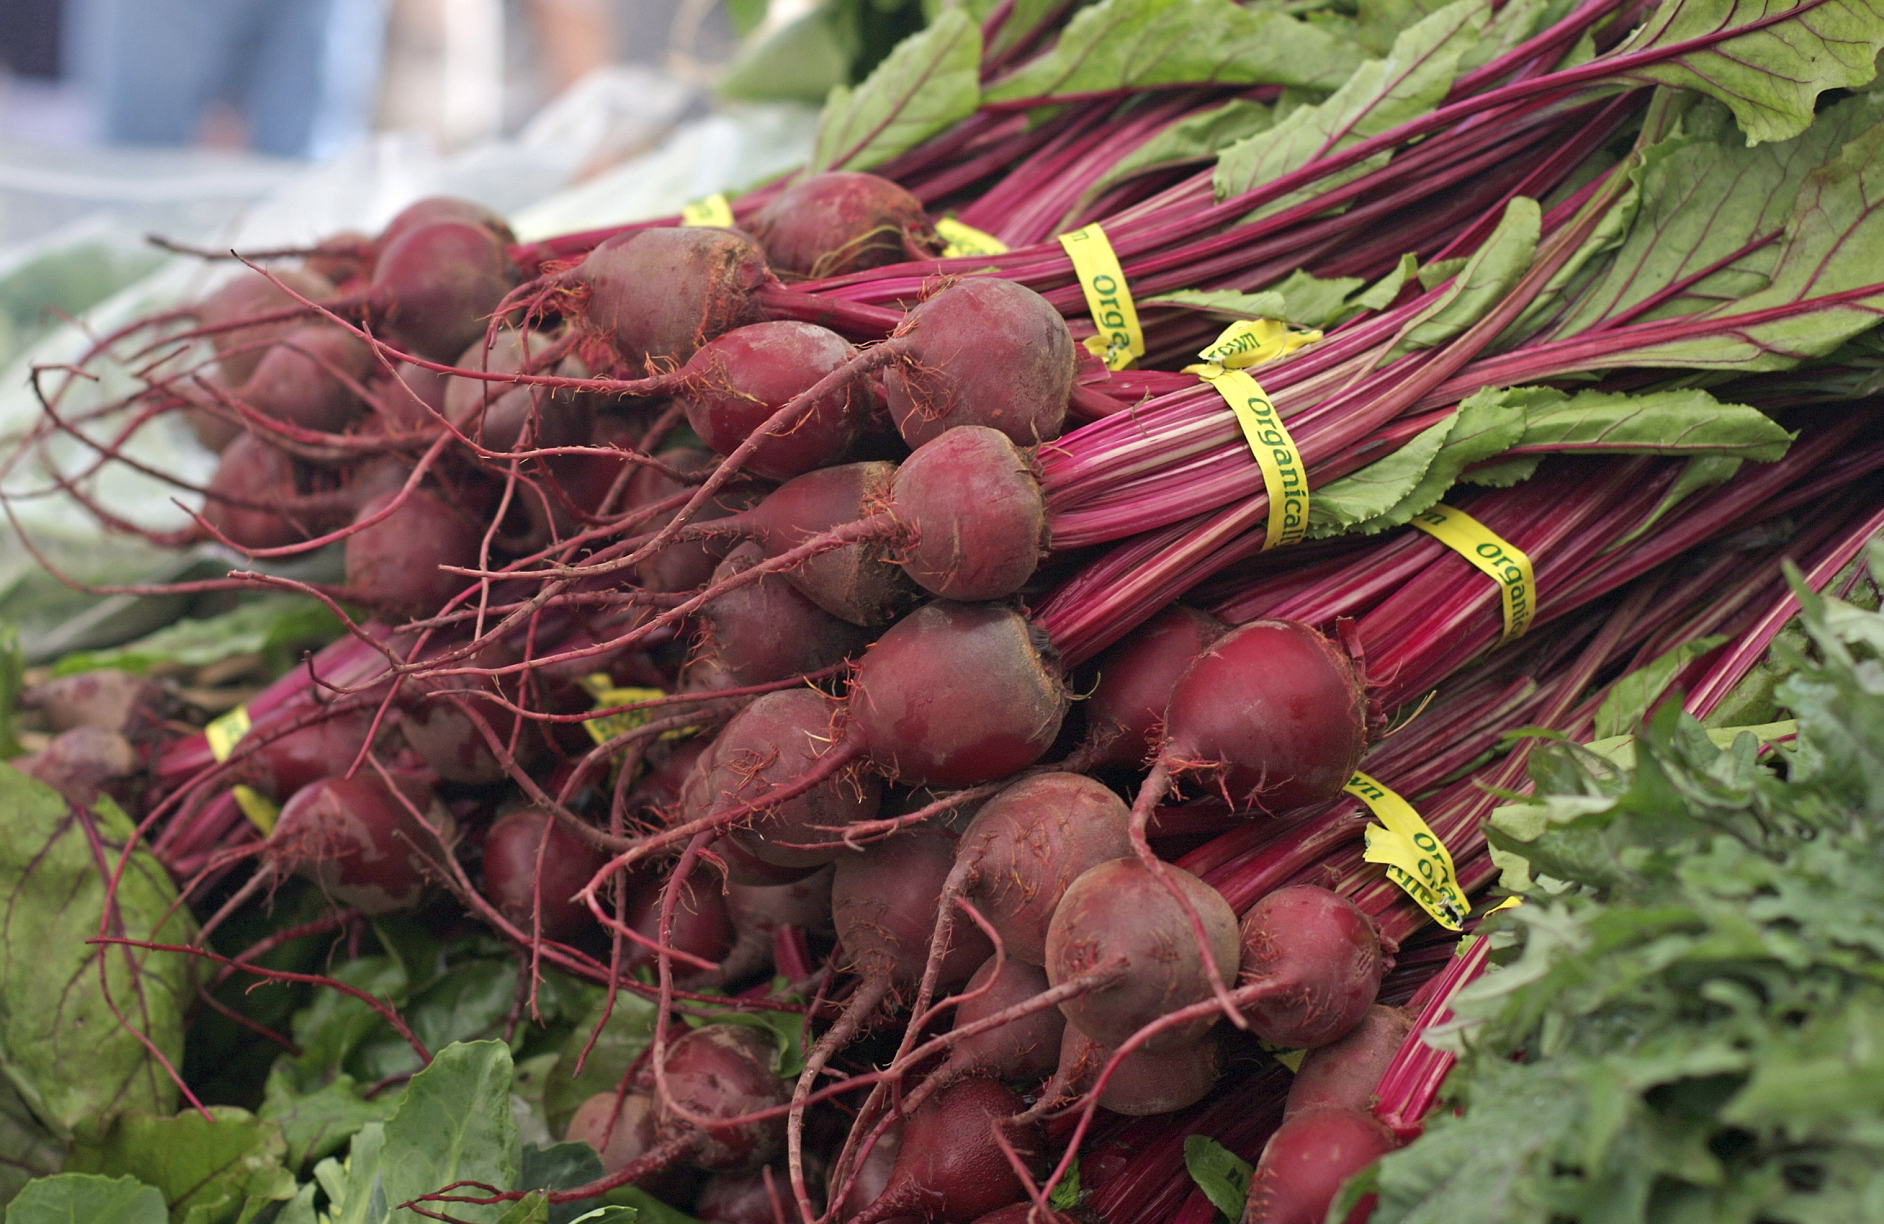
7 0 1884 1220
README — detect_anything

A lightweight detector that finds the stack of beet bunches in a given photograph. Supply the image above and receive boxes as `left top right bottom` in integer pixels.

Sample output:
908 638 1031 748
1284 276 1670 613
15 0 1884 1217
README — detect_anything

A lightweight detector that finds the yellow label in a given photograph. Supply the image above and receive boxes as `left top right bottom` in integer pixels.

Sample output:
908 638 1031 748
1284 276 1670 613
203 707 277 833
1345 770 1466 931
1489 894 1523 913
232 786 280 835
1057 223 1143 371
1410 503 1536 643
204 705 251 762
681 193 735 228
1196 318 1321 369
1192 366 1307 550
580 676 672 746
936 217 1008 258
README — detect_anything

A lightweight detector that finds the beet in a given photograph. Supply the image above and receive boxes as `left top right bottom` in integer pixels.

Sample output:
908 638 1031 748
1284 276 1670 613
479 807 607 941
675 321 872 480
854 1078 1045 1224
271 774 445 914
380 195 515 248
379 360 452 431
24 668 165 736
197 266 337 387
970 1207 1076 1224
742 460 915 625
373 220 518 361
957 772 1132 965
657 1023 790 1171
1236 885 1385 1049
573 226 771 372
1087 606 1227 767
889 427 1046 601
697 1167 802 1224
240 323 373 433
624 869 735 980
399 678 542 785
202 435 343 550
1286 1004 1413 1117
565 1090 695 1199
1049 1025 1223 1116
883 279 1074 449
697 542 870 685
1162 620 1368 813
443 329 592 452
832 829 993 996
344 488 486 618
22 727 136 807
749 172 940 278
1044 856 1240 1053
848 602 1067 789
1245 1105 1396 1224
628 447 763 593
939 955 1064 1084
305 231 374 285
241 706 384 801
716 865 836 985
708 689 882 872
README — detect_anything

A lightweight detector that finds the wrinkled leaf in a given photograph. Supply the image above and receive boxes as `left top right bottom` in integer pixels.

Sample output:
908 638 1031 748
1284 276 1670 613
985 0 1364 103
1608 0 1884 144
259 1069 398 1171
309 1118 385 1224
65 1107 295 1224
0 776 196 1143
542 994 657 1135
812 10 981 171
1215 0 1486 214
352 957 518 1083
0 1076 64 1208
379 1041 519 1224
1389 196 1538 356
1512 386 1791 460
0 629 22 760
52 595 341 680
3 1175 167 1224
1594 636 1730 740
1182 1133 1252 1221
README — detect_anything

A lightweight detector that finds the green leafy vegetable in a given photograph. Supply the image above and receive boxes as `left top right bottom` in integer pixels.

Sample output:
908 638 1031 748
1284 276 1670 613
541 993 656 1135
0 628 23 760
0 777 197 1144
3 1175 167 1224
1214 0 1487 214
1592 635 1729 740
811 9 981 171
1608 0 1884 144
65 1107 296 1224
1084 98 1277 201
378 1041 519 1223
1182 1133 1253 1221
259 1071 398 1171
0 1078 64 1208
984 0 1365 103
1390 196 1539 356
1146 268 1365 329
1365 569 1884 1223
51 595 342 680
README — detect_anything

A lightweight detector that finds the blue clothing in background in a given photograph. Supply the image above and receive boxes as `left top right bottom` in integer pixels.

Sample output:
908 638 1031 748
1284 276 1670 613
73 0 387 159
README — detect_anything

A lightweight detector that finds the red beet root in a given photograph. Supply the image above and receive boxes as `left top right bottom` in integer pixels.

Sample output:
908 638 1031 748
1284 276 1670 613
1087 606 1227 767
748 171 940 278
957 772 1132 965
1245 1105 1396 1224
196 267 337 388
271 774 445 914
1237 885 1385 1049
1286 1004 1413 1117
855 1078 1045 1224
1044 856 1239 1053
201 435 348 549
890 427 1046 601
883 279 1074 449
443 329 592 452
676 320 872 480
742 460 914 625
708 689 882 872
240 323 373 433
697 542 870 685
624 870 735 980
1164 619 1368 813
848 602 1067 789
939 955 1064 1084
479 807 607 941
833 829 994 996
241 706 385 801
344 488 487 618
573 226 771 372
379 196 515 249
657 1023 791 1171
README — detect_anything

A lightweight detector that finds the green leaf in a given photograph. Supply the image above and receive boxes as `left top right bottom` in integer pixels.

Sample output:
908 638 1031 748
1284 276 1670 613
1144 288 1289 320
1458 455 1541 487
1182 1133 1252 1221
718 7 854 104
496 1195 550 1224
1388 196 1538 357
1593 636 1730 740
1512 386 1792 460
1147 269 1367 329
1607 0 1884 145
51 596 341 681
3 1175 167 1224
689 1009 808 1080
984 0 1365 103
811 10 981 172
542 994 657 1136
1611 454 1743 547
0 628 23 760
310 1119 386 1224
1214 0 1486 215
258 1069 398 1171
1084 97 1276 201
0 1076 64 1209
64 1107 295 1224
287 956 409 1091
378 1041 519 1224
351 958 518 1083
1048 1160 1081 1211
0 778 196 1143
1350 252 1420 314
